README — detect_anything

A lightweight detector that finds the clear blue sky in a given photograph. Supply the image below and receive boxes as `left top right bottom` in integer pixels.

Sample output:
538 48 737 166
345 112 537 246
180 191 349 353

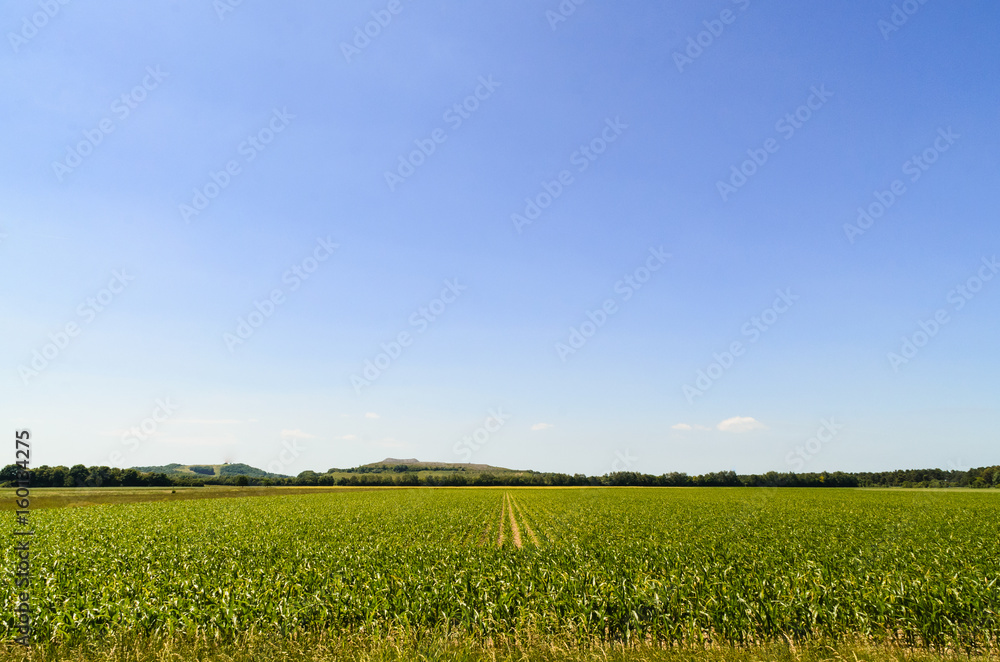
2 0 997 476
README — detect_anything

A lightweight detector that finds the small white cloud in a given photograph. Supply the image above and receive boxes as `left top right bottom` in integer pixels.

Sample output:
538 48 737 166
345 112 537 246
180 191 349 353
531 423 554 431
340 434 357 441
281 429 318 439
365 412 379 419
671 423 693 431
716 416 767 433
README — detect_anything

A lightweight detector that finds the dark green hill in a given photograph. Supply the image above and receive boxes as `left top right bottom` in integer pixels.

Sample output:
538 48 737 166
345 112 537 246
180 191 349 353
130 463 289 478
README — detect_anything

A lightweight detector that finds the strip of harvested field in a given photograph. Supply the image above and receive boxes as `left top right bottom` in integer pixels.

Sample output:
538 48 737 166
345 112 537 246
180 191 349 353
506 493 523 549
509 495 540 546
497 492 507 547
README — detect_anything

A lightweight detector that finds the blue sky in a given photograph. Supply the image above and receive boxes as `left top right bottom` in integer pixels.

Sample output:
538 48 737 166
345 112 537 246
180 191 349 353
2 0 998 476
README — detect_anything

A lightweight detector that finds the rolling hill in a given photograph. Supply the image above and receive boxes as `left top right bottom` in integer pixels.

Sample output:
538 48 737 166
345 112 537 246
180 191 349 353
130 463 289 479
358 458 522 473
130 458 526 481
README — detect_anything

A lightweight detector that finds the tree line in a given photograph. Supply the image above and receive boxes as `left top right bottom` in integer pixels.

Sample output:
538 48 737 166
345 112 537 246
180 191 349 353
2 463 999 489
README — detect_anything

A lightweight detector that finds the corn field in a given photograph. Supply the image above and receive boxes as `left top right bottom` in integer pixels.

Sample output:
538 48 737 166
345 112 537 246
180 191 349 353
3 488 999 649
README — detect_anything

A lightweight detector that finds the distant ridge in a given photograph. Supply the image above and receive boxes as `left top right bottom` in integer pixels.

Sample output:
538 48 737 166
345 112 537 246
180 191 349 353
362 458 521 472
128 459 520 478
130 463 290 478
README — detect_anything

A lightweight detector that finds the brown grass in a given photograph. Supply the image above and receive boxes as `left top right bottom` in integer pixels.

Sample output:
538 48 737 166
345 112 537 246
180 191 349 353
509 494 540 546
506 493 523 549
0 486 381 511
2 632 997 662
497 492 507 547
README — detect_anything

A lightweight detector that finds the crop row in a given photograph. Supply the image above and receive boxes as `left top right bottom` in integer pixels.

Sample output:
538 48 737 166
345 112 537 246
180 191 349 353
2 488 998 648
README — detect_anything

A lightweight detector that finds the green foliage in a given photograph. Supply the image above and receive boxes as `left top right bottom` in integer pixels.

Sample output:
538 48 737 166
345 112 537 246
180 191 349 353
189 465 216 476
296 471 318 485
5 462 1000 489
218 463 273 478
132 463 183 473
3 488 1000 650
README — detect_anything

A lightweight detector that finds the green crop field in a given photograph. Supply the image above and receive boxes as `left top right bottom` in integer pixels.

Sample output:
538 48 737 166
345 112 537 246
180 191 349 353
3 487 1000 661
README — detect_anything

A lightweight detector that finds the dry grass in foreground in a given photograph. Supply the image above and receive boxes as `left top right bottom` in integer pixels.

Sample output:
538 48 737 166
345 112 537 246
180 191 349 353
0 634 997 662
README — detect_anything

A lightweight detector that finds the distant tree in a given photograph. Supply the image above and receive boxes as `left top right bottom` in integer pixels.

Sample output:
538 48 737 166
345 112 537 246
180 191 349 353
87 466 116 487
395 472 419 486
104 467 123 487
296 470 318 486
443 473 468 486
147 473 172 487
49 466 68 488
30 465 51 486
120 469 144 486
234 475 249 487
0 464 19 486
68 464 88 487
473 472 497 486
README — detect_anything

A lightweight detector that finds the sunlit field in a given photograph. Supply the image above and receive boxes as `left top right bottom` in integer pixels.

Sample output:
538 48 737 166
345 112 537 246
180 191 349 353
3 488 999 661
